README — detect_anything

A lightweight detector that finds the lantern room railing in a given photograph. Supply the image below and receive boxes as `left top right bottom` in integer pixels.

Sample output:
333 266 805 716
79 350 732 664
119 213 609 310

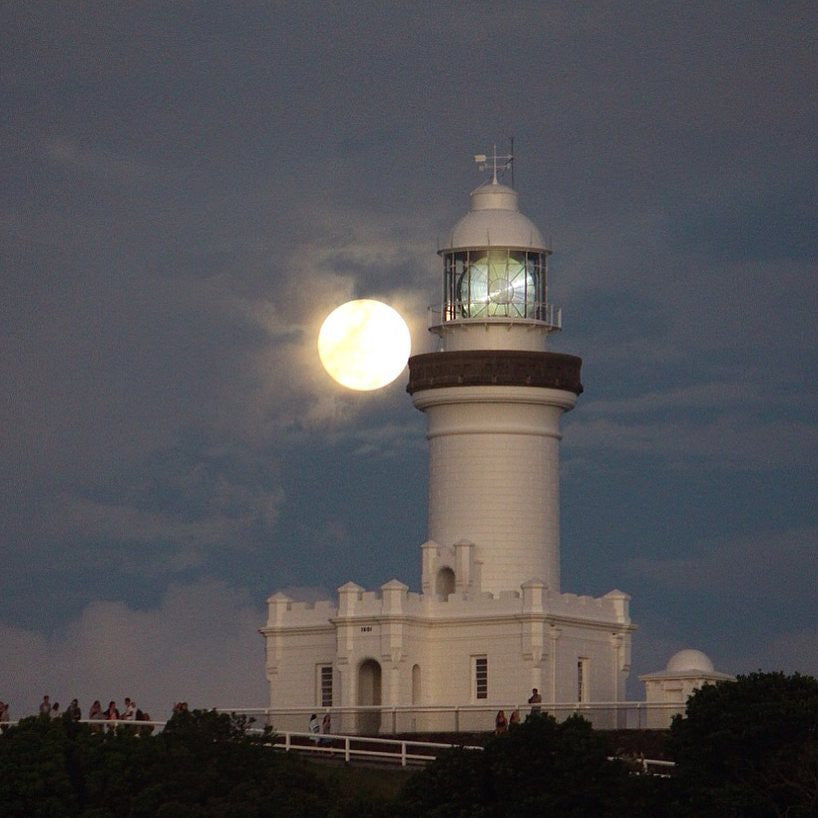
428 302 562 331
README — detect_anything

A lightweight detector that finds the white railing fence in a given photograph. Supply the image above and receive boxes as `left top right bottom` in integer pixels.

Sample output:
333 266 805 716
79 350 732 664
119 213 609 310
213 700 687 734
270 729 483 767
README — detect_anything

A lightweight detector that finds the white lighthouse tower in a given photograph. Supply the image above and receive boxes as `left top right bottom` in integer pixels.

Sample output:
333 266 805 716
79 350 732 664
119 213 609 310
409 149 581 597
262 152 635 733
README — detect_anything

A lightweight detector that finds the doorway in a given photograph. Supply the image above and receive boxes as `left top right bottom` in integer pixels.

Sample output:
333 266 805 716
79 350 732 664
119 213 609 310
357 658 382 734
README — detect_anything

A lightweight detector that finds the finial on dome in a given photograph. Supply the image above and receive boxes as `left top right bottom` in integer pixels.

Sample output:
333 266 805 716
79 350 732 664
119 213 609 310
474 142 513 186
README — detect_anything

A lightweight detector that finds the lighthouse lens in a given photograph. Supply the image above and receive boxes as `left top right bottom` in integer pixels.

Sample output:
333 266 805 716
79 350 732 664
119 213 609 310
455 250 538 318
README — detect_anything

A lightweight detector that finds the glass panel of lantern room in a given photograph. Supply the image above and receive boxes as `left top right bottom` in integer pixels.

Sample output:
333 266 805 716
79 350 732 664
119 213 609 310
443 254 456 321
525 252 546 320
462 250 486 318
460 253 471 317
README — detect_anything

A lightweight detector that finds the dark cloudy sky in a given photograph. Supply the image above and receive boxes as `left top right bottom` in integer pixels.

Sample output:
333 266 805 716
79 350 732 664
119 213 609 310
2 2 816 717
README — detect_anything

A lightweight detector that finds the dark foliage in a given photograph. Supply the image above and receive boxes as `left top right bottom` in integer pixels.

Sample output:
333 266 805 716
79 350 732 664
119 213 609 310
669 671 818 817
397 713 676 817
5 676 816 818
0 710 332 817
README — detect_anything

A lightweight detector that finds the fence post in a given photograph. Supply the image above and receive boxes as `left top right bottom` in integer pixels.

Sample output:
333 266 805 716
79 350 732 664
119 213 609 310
455 706 460 733
344 736 350 763
401 741 407 767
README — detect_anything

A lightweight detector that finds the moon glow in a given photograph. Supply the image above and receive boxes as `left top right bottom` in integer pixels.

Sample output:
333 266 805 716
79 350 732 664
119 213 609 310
318 299 412 391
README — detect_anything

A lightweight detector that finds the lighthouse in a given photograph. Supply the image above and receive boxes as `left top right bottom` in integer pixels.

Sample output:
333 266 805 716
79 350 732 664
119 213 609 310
262 152 635 733
408 149 582 596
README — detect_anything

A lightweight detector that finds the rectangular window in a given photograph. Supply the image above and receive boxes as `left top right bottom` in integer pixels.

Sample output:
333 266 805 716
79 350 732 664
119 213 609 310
318 665 333 707
473 656 488 700
577 658 589 703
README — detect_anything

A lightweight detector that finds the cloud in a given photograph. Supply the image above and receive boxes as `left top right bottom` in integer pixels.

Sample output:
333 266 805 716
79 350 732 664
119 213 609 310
583 381 762 415
0 580 267 720
274 586 333 604
348 422 423 459
625 526 818 596
566 412 818 472
44 138 157 187
222 204 434 439
734 628 818 677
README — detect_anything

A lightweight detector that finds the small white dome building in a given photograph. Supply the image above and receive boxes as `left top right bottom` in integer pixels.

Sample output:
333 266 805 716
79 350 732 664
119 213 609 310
666 649 715 674
639 649 735 728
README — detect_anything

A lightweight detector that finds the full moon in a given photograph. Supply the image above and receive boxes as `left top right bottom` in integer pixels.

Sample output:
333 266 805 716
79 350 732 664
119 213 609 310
318 299 412 391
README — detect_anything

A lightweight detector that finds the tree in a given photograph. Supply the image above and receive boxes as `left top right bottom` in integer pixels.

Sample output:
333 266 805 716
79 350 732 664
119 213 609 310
0 710 334 817
398 713 670 817
0 715 79 817
669 671 818 817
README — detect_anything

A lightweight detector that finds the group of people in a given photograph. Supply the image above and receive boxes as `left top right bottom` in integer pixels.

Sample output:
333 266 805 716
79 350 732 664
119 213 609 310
36 695 152 726
495 688 544 734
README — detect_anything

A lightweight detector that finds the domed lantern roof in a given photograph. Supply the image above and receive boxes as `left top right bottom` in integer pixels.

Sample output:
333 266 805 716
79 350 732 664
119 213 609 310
442 180 549 253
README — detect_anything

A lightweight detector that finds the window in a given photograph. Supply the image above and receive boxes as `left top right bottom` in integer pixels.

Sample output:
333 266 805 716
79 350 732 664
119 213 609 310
318 665 333 707
473 656 488 700
577 658 589 703
436 567 455 599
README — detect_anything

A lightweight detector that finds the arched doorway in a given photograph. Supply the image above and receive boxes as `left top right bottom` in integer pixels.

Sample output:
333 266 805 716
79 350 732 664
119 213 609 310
357 658 382 734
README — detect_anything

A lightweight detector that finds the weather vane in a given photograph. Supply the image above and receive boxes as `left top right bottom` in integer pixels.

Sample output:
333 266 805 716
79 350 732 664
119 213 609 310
474 140 514 185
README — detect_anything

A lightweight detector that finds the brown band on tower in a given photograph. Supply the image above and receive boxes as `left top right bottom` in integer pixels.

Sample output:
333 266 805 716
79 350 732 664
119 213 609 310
407 350 583 395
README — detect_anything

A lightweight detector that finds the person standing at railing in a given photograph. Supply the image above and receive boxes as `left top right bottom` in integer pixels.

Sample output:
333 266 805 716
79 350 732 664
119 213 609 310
509 708 520 727
320 713 332 746
495 710 508 734
65 699 81 722
50 702 61 719
39 695 51 717
135 708 154 736
89 700 103 732
122 698 135 720
527 688 542 717
105 700 119 732
309 714 320 743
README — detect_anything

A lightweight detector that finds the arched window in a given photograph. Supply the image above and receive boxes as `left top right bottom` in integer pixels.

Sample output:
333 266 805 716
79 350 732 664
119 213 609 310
436 567 455 599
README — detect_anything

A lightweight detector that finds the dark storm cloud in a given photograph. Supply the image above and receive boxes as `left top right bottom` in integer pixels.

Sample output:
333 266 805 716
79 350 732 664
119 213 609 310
1 1 816 713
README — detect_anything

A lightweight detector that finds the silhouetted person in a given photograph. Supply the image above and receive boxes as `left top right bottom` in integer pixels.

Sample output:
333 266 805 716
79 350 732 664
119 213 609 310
527 688 542 716
65 699 81 721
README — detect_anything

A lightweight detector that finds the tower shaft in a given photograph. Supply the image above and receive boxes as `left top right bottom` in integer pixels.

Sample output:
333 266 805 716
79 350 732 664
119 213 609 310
409 350 581 594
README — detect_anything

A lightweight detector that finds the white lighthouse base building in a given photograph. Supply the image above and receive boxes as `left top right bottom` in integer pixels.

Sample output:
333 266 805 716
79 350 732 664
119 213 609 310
262 546 634 734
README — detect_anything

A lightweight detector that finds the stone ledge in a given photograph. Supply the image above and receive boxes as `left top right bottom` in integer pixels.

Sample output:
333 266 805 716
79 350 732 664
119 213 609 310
407 350 583 395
